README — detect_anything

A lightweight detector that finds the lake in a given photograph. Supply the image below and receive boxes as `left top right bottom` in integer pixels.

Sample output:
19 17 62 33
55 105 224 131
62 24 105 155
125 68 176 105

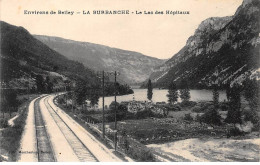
97 89 227 108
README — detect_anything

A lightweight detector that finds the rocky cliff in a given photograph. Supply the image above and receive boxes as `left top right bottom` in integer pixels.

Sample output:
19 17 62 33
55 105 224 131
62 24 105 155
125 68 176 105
149 0 260 88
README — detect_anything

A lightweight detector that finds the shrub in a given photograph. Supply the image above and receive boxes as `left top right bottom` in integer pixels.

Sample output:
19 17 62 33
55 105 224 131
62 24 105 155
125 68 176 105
192 105 202 112
195 114 202 122
1 89 19 115
109 101 120 110
252 122 260 132
184 113 193 121
118 104 128 112
225 108 242 125
243 109 259 124
82 115 100 123
179 101 197 107
133 109 164 119
224 83 242 125
193 102 214 113
104 111 132 122
105 113 115 122
220 103 229 111
167 104 181 111
126 138 155 161
201 103 214 111
135 109 154 119
179 88 190 102
227 127 244 137
200 108 222 125
57 97 65 105
0 118 8 128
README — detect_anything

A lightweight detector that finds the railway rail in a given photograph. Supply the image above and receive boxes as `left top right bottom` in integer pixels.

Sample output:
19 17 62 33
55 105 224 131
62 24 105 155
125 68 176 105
19 94 121 162
43 96 98 162
34 98 56 162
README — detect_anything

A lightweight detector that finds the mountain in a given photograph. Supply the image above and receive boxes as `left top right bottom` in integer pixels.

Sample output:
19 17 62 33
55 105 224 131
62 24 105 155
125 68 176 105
0 21 96 90
34 35 165 84
147 0 260 88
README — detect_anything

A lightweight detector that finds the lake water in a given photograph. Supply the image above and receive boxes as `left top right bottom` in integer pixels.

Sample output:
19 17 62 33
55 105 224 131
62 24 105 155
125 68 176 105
97 89 227 108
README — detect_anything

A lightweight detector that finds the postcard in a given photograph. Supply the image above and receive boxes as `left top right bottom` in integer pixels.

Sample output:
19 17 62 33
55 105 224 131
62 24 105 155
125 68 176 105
0 0 259 163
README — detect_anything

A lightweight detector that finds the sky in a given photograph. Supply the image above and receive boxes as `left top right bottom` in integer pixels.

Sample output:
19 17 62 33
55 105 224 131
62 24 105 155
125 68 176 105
1 0 243 59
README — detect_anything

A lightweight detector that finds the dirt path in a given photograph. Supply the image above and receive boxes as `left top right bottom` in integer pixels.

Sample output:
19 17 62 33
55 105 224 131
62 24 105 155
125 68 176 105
147 138 260 162
18 96 42 162
8 115 19 127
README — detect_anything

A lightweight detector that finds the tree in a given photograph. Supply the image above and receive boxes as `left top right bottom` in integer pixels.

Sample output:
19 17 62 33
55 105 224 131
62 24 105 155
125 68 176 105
226 84 231 101
243 78 259 110
74 81 88 113
118 104 127 112
147 79 153 101
225 83 242 125
199 84 222 126
64 80 71 91
242 78 259 124
212 85 219 108
85 84 101 108
74 89 86 107
2 89 19 118
167 82 179 105
200 106 222 126
104 82 133 96
45 76 53 93
67 91 75 110
36 75 45 93
89 93 99 107
53 66 59 72
121 129 129 153
117 84 134 95
179 80 190 102
109 101 120 111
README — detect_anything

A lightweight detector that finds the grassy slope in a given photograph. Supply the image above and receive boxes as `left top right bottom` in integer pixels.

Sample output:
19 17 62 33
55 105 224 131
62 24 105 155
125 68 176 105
0 94 40 161
0 21 97 90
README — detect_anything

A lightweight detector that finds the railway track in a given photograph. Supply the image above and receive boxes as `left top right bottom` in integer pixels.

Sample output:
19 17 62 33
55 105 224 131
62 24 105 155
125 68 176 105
34 98 56 162
43 96 98 162
20 94 118 162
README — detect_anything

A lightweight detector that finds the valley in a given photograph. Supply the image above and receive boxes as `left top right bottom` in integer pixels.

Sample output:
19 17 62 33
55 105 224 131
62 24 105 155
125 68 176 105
0 0 259 162
35 35 165 84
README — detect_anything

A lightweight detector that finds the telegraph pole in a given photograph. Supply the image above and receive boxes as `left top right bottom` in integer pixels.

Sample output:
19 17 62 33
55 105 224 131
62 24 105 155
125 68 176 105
102 70 105 138
114 71 117 151
27 81 30 100
65 84 67 107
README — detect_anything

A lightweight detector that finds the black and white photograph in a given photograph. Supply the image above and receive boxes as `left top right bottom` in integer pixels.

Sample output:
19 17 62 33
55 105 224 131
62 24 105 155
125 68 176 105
0 0 259 162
